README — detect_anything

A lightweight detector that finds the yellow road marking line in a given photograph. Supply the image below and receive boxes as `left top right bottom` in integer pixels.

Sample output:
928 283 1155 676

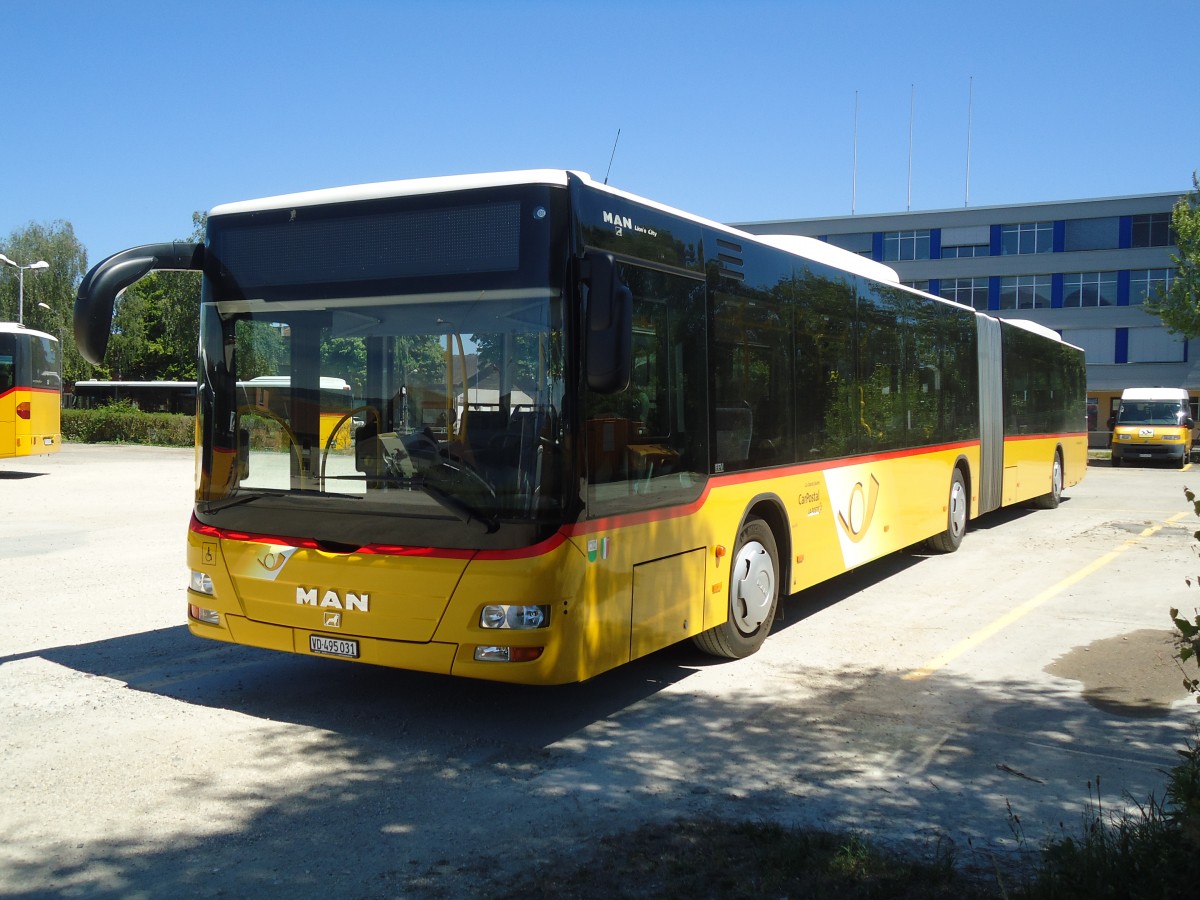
902 511 1191 681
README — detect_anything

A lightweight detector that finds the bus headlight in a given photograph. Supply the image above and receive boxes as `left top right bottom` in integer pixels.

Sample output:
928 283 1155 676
479 604 549 630
189 570 214 595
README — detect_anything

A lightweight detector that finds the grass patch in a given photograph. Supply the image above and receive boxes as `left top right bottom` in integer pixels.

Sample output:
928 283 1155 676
498 818 985 900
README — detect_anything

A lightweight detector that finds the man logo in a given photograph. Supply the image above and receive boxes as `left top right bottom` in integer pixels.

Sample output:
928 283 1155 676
324 612 342 629
296 587 369 612
837 474 880 544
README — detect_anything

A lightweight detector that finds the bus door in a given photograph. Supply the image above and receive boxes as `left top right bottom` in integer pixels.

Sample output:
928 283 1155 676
581 264 709 663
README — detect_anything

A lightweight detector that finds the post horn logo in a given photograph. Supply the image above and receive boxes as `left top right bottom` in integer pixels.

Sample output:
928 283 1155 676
837 474 880 544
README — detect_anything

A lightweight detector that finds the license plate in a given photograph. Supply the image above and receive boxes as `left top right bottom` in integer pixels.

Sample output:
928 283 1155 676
309 635 359 659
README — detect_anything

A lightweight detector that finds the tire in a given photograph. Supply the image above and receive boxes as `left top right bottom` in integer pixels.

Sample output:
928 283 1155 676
1031 452 1064 509
926 468 968 553
692 517 779 659
1111 454 1121 468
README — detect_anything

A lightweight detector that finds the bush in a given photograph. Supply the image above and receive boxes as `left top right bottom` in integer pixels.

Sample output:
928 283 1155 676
62 401 194 446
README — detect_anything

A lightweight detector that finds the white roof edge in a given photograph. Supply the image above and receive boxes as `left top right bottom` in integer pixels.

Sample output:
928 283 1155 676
209 169 573 217
751 234 901 282
1119 386 1190 398
1004 317 1084 352
0 322 57 341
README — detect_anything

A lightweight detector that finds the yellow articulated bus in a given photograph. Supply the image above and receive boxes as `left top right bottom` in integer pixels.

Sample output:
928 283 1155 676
73 171 1086 684
0 322 61 460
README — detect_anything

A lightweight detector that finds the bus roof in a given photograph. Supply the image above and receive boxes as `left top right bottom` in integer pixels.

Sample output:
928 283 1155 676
244 375 352 391
0 322 58 342
74 380 198 388
1120 387 1189 400
208 169 901 285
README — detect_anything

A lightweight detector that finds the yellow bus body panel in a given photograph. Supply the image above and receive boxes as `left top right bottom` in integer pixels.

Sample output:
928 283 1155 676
186 436 1082 685
0 387 60 458
1002 434 1087 505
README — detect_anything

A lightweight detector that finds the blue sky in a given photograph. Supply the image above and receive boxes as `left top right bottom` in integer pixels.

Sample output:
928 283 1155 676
1 0 1196 267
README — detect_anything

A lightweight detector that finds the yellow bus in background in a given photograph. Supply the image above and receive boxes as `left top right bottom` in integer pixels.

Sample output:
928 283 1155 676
1110 387 1194 468
0 323 60 460
74 171 1086 684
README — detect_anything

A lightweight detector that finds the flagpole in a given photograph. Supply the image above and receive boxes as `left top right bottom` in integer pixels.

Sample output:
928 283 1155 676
907 84 914 211
965 76 974 207
852 90 859 215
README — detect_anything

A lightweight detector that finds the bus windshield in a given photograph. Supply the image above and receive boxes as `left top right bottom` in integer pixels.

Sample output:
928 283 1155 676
198 287 566 547
1117 401 1186 426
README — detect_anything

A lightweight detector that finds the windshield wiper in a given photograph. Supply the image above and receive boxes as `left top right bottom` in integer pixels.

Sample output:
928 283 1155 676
371 466 499 534
418 478 499 534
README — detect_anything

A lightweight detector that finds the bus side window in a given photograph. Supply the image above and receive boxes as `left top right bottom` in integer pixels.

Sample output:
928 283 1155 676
0 334 14 393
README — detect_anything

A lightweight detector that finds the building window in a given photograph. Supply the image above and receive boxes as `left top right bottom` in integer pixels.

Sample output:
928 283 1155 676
999 275 1052 309
1131 213 1173 248
1128 327 1185 363
882 230 930 261
825 232 874 257
940 277 989 310
1062 328 1115 365
941 243 989 258
1064 217 1119 252
1062 271 1118 307
1130 268 1176 305
902 280 930 293
1001 222 1054 255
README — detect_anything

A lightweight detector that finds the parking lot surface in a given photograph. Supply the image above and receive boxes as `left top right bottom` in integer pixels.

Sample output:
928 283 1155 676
2 445 1198 896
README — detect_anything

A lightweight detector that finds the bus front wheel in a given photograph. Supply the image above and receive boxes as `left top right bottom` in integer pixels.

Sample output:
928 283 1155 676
926 469 968 553
693 517 779 659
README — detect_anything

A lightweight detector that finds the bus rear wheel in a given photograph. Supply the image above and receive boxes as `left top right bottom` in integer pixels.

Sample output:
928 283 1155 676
693 517 779 659
1031 451 1064 509
926 469 968 553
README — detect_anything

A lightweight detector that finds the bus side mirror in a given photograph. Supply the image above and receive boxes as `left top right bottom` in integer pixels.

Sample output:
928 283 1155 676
583 252 632 395
75 242 205 365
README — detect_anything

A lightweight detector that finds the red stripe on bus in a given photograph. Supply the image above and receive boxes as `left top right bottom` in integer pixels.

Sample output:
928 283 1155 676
567 439 982 536
188 513 567 560
1004 431 1088 442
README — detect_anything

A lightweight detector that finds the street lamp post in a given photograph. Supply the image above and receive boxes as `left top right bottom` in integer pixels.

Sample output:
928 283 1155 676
0 253 51 325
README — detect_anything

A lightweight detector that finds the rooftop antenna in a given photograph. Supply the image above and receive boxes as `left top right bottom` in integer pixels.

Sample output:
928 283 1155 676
964 75 974 207
603 128 621 185
851 91 859 215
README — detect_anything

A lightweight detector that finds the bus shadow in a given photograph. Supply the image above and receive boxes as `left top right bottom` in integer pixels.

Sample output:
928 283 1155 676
0 470 47 480
5 625 706 750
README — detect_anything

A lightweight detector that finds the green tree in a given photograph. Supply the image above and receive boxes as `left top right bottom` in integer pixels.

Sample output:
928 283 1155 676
0 220 89 382
1144 173 1200 337
100 212 206 380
